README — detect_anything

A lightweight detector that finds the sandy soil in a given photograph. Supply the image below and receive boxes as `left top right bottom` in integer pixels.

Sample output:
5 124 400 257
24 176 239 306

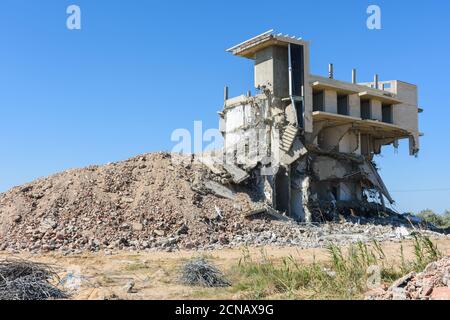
1 238 449 300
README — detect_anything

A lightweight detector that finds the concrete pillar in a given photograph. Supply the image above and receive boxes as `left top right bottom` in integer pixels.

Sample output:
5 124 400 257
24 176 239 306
290 188 304 221
371 100 382 121
324 90 337 114
348 94 361 118
254 46 289 98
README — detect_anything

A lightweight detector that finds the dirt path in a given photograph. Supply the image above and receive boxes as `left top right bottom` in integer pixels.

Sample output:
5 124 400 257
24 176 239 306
1 238 449 300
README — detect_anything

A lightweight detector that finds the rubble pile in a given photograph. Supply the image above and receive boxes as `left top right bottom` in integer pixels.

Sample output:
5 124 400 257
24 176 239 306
366 257 450 300
0 152 446 254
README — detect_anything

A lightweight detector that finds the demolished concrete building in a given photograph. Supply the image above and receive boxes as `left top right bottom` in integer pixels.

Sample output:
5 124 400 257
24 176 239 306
200 30 421 223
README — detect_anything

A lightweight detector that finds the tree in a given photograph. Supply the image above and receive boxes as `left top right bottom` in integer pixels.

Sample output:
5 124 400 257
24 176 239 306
416 209 445 227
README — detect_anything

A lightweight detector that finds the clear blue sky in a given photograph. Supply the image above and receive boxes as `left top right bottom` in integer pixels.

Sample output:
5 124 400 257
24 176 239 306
0 0 449 214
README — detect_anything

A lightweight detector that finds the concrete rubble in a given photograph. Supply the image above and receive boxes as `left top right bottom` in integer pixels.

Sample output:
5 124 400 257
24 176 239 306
366 257 450 300
0 152 447 255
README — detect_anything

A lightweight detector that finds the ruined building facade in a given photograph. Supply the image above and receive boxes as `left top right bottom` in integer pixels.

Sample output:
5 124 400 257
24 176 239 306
204 30 421 222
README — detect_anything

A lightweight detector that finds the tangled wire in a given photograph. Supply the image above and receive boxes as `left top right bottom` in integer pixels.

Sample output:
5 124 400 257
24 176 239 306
0 259 68 300
180 258 231 287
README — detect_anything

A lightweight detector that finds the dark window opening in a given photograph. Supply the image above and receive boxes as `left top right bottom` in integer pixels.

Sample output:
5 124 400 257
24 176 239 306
382 103 393 123
337 94 349 115
331 186 338 201
313 90 324 112
360 99 371 120
289 44 305 128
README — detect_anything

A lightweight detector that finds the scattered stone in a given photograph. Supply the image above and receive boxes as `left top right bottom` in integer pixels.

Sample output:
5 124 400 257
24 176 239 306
124 280 137 293
366 256 450 300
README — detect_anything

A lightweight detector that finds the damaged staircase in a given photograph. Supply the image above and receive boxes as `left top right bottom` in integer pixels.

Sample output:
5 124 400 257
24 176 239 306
281 124 299 152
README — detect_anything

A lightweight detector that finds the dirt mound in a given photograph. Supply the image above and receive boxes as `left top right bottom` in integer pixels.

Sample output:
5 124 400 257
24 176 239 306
0 152 262 253
366 256 450 300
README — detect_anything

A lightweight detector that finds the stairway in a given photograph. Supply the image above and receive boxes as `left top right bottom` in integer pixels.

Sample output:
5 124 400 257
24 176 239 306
280 124 299 152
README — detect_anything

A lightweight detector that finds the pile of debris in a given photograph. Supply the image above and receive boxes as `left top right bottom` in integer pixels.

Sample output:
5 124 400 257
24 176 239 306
0 152 446 254
0 258 68 300
366 256 450 300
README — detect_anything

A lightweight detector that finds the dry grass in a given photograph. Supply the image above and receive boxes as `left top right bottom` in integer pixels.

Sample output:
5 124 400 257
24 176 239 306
234 234 443 300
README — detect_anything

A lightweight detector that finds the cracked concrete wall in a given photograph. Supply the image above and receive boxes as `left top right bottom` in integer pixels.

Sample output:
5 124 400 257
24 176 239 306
339 131 360 154
318 124 352 151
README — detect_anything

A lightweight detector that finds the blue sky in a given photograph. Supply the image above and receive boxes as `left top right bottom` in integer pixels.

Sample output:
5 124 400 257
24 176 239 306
0 0 449 214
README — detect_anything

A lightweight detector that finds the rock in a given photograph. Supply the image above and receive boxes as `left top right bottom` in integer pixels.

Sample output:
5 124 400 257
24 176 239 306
391 287 407 300
369 257 450 300
132 223 143 231
176 224 189 235
424 261 438 273
120 223 130 230
124 280 137 293
153 229 165 237
364 287 387 300
389 272 415 290
420 285 433 297
430 287 450 300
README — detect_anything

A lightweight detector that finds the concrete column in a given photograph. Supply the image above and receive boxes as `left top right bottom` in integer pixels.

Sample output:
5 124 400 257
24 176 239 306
348 94 361 118
371 100 382 121
254 46 289 98
324 90 337 114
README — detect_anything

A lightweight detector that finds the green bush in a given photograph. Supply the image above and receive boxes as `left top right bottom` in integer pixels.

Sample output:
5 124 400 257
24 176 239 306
416 209 450 228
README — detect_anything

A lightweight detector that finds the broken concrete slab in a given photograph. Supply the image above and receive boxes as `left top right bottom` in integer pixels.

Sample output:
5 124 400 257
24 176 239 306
280 138 308 166
222 163 250 184
203 180 235 200
244 204 290 221
359 160 394 203
196 153 225 175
